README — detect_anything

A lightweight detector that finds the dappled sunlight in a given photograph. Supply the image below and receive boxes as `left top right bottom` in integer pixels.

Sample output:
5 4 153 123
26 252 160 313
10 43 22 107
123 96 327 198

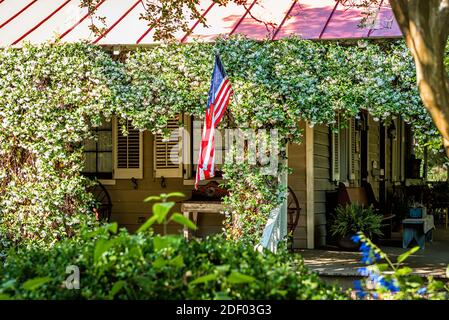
298 228 449 279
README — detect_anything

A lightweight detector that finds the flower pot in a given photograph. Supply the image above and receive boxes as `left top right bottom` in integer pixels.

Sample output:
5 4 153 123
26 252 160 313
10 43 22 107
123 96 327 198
337 235 359 251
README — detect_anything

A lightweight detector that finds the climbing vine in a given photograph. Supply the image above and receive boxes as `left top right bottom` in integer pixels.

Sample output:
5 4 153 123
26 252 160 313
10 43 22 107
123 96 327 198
0 37 433 248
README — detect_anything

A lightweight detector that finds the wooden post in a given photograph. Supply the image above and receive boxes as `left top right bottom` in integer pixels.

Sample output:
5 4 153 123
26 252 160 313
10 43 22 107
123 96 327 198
279 155 288 242
183 210 190 239
423 144 428 179
305 124 315 249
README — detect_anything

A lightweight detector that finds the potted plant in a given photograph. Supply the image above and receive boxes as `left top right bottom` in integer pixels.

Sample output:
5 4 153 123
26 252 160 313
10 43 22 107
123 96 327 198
330 203 383 250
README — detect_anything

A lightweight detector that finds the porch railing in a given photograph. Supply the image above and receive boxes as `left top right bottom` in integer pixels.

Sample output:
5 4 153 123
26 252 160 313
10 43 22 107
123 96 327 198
257 163 288 253
258 203 283 253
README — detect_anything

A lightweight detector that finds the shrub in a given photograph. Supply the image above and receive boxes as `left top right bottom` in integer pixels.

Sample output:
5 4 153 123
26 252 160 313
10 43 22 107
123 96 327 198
0 224 345 300
330 204 383 239
1 38 432 247
351 232 449 300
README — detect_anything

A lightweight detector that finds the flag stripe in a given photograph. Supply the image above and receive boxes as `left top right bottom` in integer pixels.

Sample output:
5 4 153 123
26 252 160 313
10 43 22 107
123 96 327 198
195 56 233 189
215 90 232 123
213 85 232 121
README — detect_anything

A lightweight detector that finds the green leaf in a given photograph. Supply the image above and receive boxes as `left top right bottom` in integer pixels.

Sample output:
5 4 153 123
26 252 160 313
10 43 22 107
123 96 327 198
153 235 170 251
153 202 175 223
226 271 256 284
395 267 413 276
108 281 126 299
153 257 167 269
94 238 116 264
136 215 158 233
213 292 231 300
169 255 184 268
0 294 11 300
376 263 390 272
169 213 197 230
144 195 161 203
397 246 420 264
107 222 118 234
22 277 51 291
165 192 185 199
190 273 217 285
1 279 16 290
85 222 118 238
215 265 230 273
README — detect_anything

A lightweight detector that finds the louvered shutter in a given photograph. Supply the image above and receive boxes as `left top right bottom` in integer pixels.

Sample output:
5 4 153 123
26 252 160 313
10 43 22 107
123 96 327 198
182 114 192 179
154 118 183 178
392 118 399 182
113 118 143 179
331 115 341 182
400 120 405 181
349 118 357 182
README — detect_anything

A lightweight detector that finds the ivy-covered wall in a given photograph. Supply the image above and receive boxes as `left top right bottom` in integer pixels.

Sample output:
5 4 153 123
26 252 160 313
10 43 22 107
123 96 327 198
0 37 431 249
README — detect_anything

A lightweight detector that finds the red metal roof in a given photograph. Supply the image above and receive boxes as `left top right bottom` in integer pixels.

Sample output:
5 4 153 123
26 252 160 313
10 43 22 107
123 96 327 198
0 0 402 47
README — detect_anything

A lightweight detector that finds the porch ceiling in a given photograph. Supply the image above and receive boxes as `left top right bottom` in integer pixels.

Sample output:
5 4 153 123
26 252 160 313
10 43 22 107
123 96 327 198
0 0 402 48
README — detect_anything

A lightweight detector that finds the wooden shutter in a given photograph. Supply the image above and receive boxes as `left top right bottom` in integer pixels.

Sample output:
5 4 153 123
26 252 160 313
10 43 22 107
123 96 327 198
400 119 405 181
349 118 357 182
154 118 183 178
392 118 399 182
113 118 143 179
182 114 192 179
331 115 341 182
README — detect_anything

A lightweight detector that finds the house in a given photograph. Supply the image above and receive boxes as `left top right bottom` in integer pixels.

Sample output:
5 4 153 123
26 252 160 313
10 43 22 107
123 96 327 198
0 0 418 249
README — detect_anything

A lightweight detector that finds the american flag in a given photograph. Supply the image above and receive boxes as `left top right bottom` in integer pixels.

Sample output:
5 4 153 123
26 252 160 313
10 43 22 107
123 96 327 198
195 55 233 189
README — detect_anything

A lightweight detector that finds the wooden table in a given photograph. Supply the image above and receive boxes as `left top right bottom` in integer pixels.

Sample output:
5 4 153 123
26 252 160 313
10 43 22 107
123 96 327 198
180 201 226 239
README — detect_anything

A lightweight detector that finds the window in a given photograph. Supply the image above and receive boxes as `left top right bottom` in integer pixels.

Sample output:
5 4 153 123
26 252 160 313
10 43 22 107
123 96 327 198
152 115 230 181
82 121 113 179
82 118 143 180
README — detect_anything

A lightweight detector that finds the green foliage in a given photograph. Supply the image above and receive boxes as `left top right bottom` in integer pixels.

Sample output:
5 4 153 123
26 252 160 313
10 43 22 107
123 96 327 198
0 38 433 247
0 223 346 300
352 233 449 300
0 43 127 250
330 204 383 238
138 192 196 236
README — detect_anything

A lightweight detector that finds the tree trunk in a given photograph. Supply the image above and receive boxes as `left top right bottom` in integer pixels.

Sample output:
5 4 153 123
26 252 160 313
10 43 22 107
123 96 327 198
389 0 449 155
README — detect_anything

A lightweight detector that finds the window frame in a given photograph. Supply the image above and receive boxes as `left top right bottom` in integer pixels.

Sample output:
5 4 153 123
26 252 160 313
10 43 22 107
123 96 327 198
82 121 114 180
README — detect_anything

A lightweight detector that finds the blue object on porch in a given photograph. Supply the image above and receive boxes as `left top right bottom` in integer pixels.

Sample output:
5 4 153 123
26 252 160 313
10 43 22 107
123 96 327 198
402 215 435 249
409 207 424 218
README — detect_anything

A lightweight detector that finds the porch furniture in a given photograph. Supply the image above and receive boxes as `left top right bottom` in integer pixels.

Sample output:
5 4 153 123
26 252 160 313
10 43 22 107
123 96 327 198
87 181 112 222
402 215 435 249
180 185 301 244
180 201 226 239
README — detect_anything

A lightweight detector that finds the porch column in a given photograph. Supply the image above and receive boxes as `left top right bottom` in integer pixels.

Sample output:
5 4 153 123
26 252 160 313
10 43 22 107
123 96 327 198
279 155 288 241
305 124 315 249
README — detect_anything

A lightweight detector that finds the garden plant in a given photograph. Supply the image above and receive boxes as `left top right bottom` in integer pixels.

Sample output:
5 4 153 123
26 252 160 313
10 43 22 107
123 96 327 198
0 193 345 300
1 38 442 250
352 232 449 300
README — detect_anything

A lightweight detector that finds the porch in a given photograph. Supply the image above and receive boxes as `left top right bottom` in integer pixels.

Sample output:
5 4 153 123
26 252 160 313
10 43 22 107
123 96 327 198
297 228 449 289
